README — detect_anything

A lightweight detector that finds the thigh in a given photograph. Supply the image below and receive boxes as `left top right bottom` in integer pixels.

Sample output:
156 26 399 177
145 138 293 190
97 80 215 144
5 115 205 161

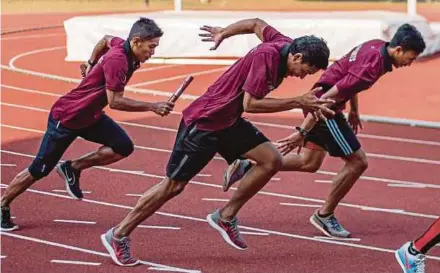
166 120 219 182
79 114 131 146
28 114 77 178
217 118 271 165
305 114 360 158
79 114 133 156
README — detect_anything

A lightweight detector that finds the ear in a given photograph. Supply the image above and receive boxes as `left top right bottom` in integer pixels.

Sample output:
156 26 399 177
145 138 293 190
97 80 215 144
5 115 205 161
291 52 303 63
131 36 142 47
394 46 404 54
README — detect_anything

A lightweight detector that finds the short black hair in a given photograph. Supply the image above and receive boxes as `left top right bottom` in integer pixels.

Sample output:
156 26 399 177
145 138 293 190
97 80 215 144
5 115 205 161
390 23 426 53
289 36 330 69
128 17 163 40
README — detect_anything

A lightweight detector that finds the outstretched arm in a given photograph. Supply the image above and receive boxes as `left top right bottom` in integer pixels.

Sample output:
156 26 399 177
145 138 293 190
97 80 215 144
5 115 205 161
106 90 174 116
243 87 335 116
199 18 268 50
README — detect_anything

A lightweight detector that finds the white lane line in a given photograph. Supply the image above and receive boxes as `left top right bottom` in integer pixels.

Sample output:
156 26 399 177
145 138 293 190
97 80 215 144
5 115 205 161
1 232 201 272
314 236 361 242
202 198 229 202
280 203 322 208
0 164 17 167
129 67 227 87
52 189 92 194
3 101 440 169
3 119 440 191
0 255 6 259
126 193 143 197
138 225 180 230
196 173 211 177
240 231 270 236
53 219 96 225
2 149 439 220
51 259 101 266
2 185 440 262
3 83 440 147
387 184 426 188
314 180 332 184
0 33 65 41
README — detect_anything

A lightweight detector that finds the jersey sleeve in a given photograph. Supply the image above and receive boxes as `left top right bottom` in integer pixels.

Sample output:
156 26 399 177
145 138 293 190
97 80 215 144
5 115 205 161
262 25 292 43
336 53 383 99
242 52 275 99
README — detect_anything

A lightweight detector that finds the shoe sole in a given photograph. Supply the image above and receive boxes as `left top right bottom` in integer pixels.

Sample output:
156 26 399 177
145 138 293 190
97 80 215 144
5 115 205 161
56 165 82 200
100 233 140 267
394 250 407 273
222 160 241 192
309 215 351 239
206 214 247 251
0 225 19 232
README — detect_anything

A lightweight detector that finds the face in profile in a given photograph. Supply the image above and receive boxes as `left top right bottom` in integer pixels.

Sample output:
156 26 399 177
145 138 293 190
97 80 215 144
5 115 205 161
392 46 420 68
131 37 160 63
286 53 320 79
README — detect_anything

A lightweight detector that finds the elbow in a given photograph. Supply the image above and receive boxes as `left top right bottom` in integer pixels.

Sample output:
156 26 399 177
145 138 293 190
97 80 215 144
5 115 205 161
243 103 256 113
108 100 120 110
252 18 265 30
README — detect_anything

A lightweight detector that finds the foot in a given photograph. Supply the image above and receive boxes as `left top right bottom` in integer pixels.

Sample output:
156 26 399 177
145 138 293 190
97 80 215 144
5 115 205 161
395 241 426 273
310 210 351 238
100 228 140 267
223 159 253 192
1 206 19 231
206 209 247 250
57 161 83 200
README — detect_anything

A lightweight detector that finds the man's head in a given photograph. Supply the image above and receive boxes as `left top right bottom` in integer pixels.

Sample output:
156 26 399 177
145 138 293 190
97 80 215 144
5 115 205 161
286 36 330 79
388 23 426 68
128 17 163 63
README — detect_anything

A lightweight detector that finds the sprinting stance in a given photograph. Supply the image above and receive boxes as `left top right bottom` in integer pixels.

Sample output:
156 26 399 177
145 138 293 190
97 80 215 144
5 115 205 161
223 23 426 238
1 18 174 231
395 217 440 273
101 17 335 266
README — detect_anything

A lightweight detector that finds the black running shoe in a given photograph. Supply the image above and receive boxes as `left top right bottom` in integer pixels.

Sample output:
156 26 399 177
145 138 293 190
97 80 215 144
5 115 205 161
56 161 83 200
1 206 19 231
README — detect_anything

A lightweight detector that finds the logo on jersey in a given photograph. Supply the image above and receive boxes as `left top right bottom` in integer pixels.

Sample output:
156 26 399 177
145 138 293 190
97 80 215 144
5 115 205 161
349 44 362 62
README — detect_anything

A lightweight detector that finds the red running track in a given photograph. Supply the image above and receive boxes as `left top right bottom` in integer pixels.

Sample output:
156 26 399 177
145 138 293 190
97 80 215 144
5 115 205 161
1 24 440 273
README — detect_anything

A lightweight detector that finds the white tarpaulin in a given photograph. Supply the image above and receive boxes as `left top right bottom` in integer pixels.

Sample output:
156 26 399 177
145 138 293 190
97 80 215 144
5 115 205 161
64 10 440 63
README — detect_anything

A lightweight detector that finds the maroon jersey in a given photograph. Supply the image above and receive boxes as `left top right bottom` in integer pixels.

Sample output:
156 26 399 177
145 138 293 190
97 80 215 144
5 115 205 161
182 25 293 131
314 39 393 112
51 37 140 129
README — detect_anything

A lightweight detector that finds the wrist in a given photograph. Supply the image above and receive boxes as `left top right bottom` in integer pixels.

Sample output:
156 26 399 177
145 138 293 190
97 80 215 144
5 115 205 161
295 126 308 137
88 59 97 66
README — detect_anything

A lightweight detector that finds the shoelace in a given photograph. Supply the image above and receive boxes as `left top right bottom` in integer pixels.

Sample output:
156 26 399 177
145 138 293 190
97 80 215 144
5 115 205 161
327 216 343 231
415 254 426 273
228 219 242 242
120 238 132 261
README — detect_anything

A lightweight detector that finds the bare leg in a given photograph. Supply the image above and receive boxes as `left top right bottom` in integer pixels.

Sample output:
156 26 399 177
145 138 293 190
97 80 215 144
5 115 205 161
320 149 368 215
70 146 124 172
113 178 186 238
220 142 282 221
281 146 326 172
1 169 36 207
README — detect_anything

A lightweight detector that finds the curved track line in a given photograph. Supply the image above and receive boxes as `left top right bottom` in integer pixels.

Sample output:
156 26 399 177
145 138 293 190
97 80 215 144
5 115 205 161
5 46 440 128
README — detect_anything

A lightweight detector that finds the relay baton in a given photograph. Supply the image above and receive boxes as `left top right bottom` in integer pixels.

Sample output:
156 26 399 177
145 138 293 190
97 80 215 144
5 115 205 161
168 75 194 103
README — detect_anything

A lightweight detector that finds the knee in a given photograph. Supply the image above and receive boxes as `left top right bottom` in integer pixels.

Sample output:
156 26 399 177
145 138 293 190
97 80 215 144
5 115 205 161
112 139 134 157
350 153 368 173
28 159 54 180
261 153 283 174
161 178 187 198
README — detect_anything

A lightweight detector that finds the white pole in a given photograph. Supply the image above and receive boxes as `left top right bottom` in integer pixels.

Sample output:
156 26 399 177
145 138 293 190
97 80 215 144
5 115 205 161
407 0 417 17
174 0 182 12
